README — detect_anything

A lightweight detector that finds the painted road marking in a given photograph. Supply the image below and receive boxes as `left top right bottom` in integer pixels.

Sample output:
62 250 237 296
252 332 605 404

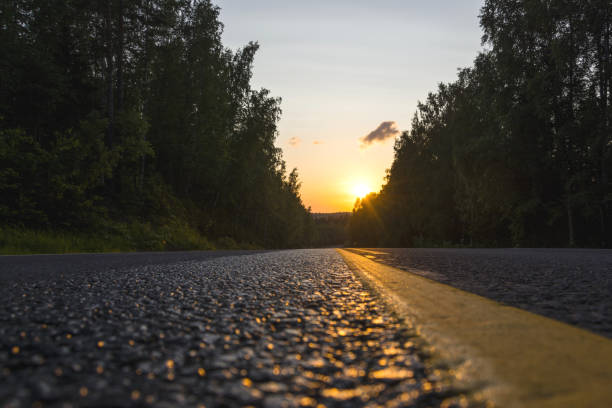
348 248 389 256
338 249 612 408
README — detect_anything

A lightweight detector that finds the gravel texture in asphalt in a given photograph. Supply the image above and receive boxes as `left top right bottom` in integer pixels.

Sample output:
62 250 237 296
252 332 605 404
348 248 612 338
0 249 478 408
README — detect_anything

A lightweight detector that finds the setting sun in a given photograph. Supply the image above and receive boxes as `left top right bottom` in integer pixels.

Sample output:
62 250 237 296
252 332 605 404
352 183 372 199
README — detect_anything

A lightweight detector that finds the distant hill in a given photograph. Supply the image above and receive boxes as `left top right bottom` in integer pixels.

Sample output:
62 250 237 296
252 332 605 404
312 212 351 219
311 212 350 247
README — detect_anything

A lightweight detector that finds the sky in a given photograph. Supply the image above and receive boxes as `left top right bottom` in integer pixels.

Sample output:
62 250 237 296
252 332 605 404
215 0 485 212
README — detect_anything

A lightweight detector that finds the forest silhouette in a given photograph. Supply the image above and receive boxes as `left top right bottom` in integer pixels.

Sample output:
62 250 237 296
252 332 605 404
1 0 315 250
1 0 611 250
350 0 612 248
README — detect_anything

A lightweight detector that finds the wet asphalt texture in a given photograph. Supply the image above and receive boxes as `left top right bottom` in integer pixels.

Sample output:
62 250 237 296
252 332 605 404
0 249 477 408
349 248 612 338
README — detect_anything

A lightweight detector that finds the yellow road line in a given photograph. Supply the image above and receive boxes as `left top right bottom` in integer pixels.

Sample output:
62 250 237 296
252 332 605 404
346 248 389 256
338 249 612 408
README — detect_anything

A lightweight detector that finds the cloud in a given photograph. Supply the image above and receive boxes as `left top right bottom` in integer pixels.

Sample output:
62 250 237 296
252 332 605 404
313 140 324 145
360 121 400 147
288 137 301 147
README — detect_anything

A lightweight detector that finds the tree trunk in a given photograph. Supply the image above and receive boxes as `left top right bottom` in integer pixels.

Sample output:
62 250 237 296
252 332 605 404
602 8 611 246
105 0 114 147
566 16 576 248
139 131 146 191
116 0 124 113
138 0 153 191
599 203 606 247
566 193 575 247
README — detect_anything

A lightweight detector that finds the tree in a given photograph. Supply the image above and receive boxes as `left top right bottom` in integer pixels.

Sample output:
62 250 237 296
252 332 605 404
350 0 612 248
1 0 314 248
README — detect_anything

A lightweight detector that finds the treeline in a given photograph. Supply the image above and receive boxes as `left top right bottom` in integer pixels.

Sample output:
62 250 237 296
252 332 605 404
0 0 314 249
312 213 350 247
351 0 612 248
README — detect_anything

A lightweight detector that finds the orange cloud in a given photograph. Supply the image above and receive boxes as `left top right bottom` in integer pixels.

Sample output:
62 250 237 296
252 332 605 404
288 137 301 147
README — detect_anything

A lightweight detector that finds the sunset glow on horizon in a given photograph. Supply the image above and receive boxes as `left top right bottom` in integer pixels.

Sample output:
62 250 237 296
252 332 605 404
352 183 372 200
217 0 484 212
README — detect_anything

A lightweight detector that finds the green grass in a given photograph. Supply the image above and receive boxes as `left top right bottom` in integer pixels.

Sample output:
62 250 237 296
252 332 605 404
0 227 126 254
0 222 258 254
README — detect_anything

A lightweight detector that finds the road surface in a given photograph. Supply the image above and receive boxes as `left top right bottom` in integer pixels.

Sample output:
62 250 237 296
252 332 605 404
347 248 612 338
3 247 610 407
0 250 474 407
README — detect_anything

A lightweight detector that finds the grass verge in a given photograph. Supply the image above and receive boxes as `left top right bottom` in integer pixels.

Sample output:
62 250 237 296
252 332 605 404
0 223 260 254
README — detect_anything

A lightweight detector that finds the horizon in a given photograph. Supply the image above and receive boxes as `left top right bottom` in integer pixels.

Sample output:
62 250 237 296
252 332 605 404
2 0 609 250
216 0 485 212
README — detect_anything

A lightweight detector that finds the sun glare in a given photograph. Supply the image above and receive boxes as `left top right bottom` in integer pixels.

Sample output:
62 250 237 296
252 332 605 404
352 183 372 199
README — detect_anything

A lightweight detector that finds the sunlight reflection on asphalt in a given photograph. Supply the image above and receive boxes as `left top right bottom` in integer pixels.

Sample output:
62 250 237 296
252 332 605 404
0 249 484 407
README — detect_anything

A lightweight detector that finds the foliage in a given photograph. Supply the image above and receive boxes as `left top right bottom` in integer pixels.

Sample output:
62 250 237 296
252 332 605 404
350 0 612 248
312 213 350 247
0 0 313 250
0 222 219 254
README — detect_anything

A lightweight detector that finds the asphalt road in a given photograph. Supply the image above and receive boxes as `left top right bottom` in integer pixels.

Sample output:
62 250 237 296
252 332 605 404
0 251 271 283
0 250 475 408
347 248 612 338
